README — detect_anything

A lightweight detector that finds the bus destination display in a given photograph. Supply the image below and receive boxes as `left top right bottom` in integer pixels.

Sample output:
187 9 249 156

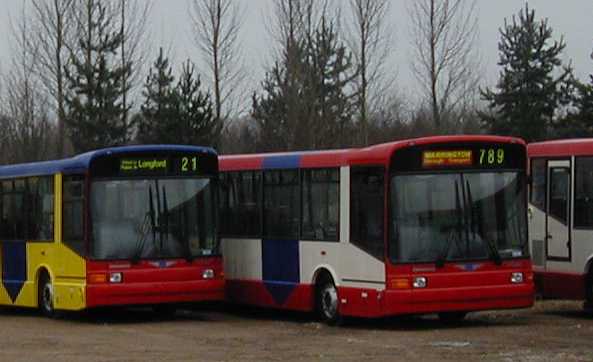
120 158 168 173
92 153 217 178
422 150 473 167
392 142 525 172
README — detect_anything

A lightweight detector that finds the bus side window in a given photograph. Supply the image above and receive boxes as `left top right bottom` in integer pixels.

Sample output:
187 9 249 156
530 159 546 211
219 171 262 238
218 173 233 236
549 168 569 224
26 177 54 241
0 180 16 240
63 175 86 255
0 180 29 241
350 166 385 260
263 170 299 240
575 157 593 228
301 168 339 241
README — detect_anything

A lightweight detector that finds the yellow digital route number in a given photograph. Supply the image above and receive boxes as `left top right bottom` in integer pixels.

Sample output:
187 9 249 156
181 156 198 172
479 148 505 166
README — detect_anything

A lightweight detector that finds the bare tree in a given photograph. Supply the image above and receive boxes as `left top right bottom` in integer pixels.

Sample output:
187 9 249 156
4 3 54 163
190 0 245 125
409 0 480 130
118 0 152 141
347 0 392 145
30 0 74 157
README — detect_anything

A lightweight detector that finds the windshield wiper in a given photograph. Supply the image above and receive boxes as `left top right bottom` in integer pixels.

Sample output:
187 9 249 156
161 185 174 257
465 179 501 265
436 229 457 268
132 186 157 264
436 180 463 268
155 180 163 251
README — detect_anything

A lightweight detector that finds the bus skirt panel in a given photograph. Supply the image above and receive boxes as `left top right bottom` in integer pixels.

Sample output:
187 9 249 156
225 279 314 312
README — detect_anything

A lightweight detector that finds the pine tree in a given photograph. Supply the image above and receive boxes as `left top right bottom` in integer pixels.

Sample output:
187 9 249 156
65 1 130 153
175 60 220 147
480 4 572 142
555 75 593 138
136 48 178 143
304 17 356 149
252 15 356 151
251 57 298 152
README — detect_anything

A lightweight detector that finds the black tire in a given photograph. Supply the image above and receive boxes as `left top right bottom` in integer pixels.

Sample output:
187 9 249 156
38 272 55 318
316 277 341 325
438 311 467 323
153 304 177 318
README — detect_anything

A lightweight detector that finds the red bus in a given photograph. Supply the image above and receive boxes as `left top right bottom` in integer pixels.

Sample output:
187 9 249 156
218 135 534 323
528 138 593 309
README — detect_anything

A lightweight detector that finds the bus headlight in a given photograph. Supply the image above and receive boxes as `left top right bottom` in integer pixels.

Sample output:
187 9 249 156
413 276 427 288
510 272 524 284
202 269 214 279
109 272 123 283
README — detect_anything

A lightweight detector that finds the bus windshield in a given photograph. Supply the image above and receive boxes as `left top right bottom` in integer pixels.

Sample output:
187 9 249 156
90 178 216 260
390 171 527 264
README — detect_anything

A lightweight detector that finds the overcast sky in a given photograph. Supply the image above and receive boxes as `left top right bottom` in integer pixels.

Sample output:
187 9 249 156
0 0 591 102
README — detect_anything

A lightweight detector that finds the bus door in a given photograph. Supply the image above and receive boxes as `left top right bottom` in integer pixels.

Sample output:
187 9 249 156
546 160 571 260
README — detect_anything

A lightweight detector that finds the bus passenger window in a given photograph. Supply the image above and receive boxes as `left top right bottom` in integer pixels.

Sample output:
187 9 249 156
549 168 569 225
0 180 24 240
575 157 593 228
27 177 54 240
302 169 339 241
530 159 546 210
263 170 299 240
219 171 262 238
63 176 86 255
350 166 385 260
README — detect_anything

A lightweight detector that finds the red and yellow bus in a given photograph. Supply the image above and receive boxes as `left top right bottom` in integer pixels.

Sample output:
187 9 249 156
219 135 534 323
0 145 223 316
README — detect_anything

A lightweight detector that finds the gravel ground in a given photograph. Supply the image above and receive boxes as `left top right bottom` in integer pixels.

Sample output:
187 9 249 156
0 300 592 362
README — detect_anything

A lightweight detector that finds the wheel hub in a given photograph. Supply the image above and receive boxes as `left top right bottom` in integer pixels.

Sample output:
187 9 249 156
43 283 53 312
321 286 338 319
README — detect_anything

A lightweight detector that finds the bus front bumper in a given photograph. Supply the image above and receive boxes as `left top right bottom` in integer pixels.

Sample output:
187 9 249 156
338 283 534 318
85 279 225 308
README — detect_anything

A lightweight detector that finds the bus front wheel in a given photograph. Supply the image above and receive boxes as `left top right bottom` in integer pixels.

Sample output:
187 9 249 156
316 278 341 325
38 272 55 318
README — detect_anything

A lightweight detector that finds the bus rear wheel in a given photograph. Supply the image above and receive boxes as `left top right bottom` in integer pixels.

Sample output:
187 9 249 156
316 278 341 325
438 311 467 323
38 272 55 318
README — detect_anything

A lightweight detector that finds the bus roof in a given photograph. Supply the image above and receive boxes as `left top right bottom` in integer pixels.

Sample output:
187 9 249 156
528 138 593 157
0 144 217 179
219 135 524 171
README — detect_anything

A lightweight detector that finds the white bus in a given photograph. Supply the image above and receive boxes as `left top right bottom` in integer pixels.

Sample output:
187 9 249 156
528 139 593 309
219 136 533 324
